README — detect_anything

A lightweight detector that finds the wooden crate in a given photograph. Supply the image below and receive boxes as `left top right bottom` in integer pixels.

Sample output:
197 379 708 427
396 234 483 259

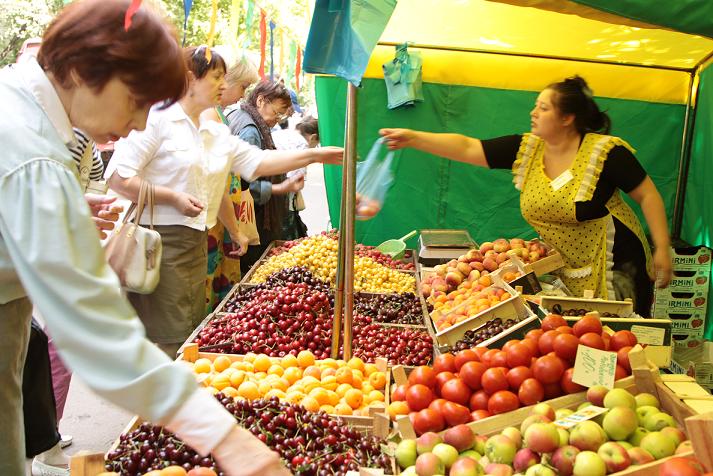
432 291 535 347
392 346 712 476
521 251 564 276
180 343 391 435
540 294 635 317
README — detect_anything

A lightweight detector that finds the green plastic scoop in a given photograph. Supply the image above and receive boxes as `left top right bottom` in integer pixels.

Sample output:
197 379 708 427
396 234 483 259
376 230 417 259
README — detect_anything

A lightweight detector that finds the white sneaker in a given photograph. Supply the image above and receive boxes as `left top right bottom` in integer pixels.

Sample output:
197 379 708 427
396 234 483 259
31 458 69 476
59 434 73 448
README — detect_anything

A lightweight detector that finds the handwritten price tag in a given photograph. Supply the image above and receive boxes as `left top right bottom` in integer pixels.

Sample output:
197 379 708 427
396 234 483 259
630 325 666 345
554 405 609 429
572 345 618 389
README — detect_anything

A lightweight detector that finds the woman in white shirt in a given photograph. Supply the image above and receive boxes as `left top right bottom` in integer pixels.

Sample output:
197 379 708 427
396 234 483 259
105 46 340 356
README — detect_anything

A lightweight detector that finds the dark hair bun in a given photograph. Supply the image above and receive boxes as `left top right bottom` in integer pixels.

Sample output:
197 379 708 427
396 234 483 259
548 76 611 135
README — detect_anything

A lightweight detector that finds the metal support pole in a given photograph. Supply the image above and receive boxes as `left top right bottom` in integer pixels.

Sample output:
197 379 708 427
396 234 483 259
342 83 358 360
672 72 699 240
331 83 358 359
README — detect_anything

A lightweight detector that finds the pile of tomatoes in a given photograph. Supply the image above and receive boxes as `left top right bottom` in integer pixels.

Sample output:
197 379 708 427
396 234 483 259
390 314 638 435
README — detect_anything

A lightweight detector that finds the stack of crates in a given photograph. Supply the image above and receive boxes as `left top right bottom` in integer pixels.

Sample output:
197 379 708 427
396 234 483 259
653 246 711 348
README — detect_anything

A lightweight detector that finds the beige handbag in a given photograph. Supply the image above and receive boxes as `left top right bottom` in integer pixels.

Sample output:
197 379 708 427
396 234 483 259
105 181 162 294
238 188 261 245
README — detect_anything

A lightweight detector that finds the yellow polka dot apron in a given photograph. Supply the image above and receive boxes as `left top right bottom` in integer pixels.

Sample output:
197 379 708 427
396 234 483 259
512 133 652 299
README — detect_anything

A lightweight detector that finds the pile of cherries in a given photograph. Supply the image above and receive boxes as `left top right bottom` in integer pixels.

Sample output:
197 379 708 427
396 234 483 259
450 317 518 351
552 304 620 318
351 317 434 366
106 397 392 476
195 282 334 358
354 292 427 325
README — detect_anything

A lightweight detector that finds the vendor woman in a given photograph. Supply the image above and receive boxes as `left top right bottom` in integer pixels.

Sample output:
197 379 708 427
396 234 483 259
381 76 672 316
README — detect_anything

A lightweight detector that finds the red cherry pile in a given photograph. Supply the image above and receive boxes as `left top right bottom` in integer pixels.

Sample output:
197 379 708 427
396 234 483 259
393 314 637 435
351 322 433 366
106 396 391 476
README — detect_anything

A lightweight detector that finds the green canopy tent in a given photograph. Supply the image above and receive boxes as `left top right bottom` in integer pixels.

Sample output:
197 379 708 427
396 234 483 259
305 0 713 341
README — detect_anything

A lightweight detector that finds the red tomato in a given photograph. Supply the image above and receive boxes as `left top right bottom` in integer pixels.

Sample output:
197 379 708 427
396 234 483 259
543 382 563 399
572 315 603 337
491 351 509 368
602 332 611 350
413 408 445 435
405 384 434 411
442 401 472 426
435 371 456 395
553 333 580 362
560 367 585 394
454 349 479 371
506 342 535 368
469 390 490 411
556 325 574 335
501 339 521 353
532 354 565 384
440 378 472 406
506 366 533 391
487 390 520 415
408 366 437 389
433 353 458 374
579 332 605 350
610 330 638 351
428 398 448 415
541 314 568 331
525 328 544 343
391 384 407 401
520 338 539 357
470 409 491 421
459 361 486 391
518 377 545 405
481 367 509 394
473 347 489 361
481 349 499 367
617 346 633 372
659 456 705 476
538 330 561 355
615 364 628 380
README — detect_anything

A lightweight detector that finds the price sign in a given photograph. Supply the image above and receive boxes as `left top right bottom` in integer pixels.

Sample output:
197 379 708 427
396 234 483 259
554 405 609 429
572 345 618 389
630 325 666 346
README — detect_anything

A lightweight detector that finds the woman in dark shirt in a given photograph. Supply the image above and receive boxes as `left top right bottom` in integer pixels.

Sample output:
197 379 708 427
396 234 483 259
381 76 672 315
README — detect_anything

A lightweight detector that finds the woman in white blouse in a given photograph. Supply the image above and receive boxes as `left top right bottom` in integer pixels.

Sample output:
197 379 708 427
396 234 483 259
105 46 341 356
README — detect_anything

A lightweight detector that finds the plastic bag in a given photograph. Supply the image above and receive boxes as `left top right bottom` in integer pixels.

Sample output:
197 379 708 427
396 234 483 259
382 42 424 109
355 138 395 220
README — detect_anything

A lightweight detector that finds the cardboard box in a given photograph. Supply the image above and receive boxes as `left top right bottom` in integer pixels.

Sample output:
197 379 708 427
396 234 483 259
667 268 711 291
654 289 708 315
672 333 706 349
656 309 707 333
672 342 713 387
670 246 713 270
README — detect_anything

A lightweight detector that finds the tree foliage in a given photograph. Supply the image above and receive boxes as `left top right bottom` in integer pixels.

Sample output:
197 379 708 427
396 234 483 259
0 0 62 66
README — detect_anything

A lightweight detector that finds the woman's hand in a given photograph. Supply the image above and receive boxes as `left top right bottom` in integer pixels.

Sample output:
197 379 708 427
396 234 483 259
174 192 204 217
227 229 249 257
653 246 672 288
314 146 343 165
380 128 417 150
211 426 292 476
85 194 124 239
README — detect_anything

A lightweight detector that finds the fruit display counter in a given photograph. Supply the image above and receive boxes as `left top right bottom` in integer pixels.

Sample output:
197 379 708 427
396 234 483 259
244 234 417 294
539 296 635 319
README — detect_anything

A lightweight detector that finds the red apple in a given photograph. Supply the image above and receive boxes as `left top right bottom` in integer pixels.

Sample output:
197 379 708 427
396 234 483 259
551 445 580 476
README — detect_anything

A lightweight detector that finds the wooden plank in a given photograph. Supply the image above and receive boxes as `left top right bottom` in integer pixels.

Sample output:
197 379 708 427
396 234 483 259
69 452 106 476
684 411 713 472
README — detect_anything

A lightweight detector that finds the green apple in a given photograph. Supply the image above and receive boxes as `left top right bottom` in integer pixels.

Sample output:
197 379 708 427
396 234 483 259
573 451 607 476
634 392 660 409
602 407 638 440
636 406 660 426
525 464 557 476
460 450 482 461
558 428 570 447
485 435 517 465
643 412 676 431
627 427 649 446
660 426 686 447
401 466 418 476
577 402 593 411
432 443 460 468
396 439 418 469
603 388 637 410
615 441 633 450
556 408 575 420
640 431 676 459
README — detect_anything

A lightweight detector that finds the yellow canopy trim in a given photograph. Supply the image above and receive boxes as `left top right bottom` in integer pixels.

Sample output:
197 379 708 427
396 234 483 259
366 45 690 104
